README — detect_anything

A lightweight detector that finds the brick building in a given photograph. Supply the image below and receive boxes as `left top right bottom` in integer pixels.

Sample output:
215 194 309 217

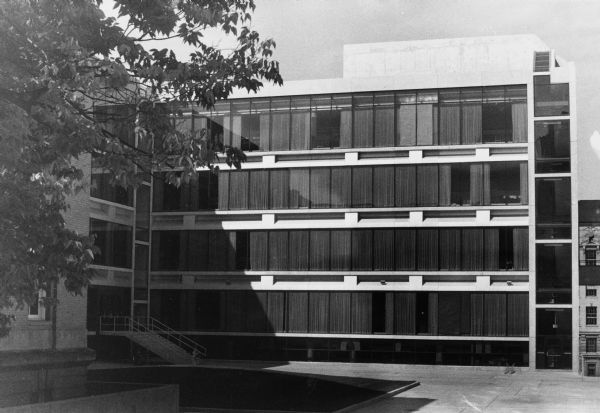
0 156 95 407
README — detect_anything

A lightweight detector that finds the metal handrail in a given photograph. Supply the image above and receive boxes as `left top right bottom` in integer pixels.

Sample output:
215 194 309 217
144 316 207 357
99 315 206 358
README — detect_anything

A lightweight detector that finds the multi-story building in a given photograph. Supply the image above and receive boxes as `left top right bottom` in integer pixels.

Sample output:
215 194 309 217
578 200 600 376
87 34 579 370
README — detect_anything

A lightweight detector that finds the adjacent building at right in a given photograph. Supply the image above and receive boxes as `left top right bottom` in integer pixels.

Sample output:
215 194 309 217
578 201 600 376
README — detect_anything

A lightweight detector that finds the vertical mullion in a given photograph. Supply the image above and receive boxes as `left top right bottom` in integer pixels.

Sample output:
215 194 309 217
371 92 375 148
309 96 313 150
414 90 418 146
393 92 398 149
351 94 354 149
458 88 464 145
308 167 312 209
504 86 509 143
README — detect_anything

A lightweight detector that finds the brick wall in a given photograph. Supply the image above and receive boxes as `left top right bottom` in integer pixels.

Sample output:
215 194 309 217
0 154 91 352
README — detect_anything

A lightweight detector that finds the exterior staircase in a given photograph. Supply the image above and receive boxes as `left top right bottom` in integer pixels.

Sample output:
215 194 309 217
99 316 206 365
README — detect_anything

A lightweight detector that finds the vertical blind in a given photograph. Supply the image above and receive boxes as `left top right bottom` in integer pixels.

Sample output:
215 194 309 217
219 162 527 210
374 95 395 147
288 230 309 270
196 86 527 152
287 292 308 333
395 292 416 334
310 168 330 208
331 167 351 207
309 230 330 270
417 165 438 206
153 227 529 272
168 290 528 337
289 168 310 208
249 170 269 210
329 292 352 333
373 166 395 207
308 292 329 333
352 167 373 207
439 229 461 270
270 169 289 209
351 293 372 334
373 230 395 270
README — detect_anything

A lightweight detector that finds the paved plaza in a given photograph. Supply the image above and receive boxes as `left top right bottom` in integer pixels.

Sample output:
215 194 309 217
189 360 600 413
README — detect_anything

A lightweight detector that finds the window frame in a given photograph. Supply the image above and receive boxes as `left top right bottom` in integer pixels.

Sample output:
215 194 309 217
586 306 598 326
586 337 597 353
28 290 47 321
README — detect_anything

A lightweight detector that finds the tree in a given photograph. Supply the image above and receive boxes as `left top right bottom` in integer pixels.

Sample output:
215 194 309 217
0 0 282 336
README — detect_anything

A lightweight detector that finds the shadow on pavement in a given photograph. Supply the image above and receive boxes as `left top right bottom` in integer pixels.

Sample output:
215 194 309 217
88 366 416 412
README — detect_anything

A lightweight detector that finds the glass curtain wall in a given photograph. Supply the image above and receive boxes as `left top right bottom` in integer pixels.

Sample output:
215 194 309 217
152 227 528 272
217 162 527 211
189 85 526 152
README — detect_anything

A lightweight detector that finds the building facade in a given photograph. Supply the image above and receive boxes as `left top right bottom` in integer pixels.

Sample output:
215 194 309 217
0 156 94 407
87 35 579 370
578 200 600 376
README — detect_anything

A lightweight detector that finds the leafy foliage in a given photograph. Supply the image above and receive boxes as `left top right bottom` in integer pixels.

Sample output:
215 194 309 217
0 0 282 336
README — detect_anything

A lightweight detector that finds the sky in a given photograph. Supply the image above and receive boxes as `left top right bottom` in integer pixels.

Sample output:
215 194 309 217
102 0 600 199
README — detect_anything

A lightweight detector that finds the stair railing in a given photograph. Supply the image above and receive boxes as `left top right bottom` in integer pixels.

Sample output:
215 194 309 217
142 317 207 357
99 315 207 358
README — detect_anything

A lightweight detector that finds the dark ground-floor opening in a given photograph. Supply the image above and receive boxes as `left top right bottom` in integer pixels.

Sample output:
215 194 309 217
88 334 528 367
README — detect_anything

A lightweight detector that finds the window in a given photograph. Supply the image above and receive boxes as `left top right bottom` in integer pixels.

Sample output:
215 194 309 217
311 96 340 148
505 85 527 143
460 88 482 144
482 87 508 143
134 244 149 301
353 94 374 148
90 173 133 206
373 93 395 147
535 120 570 173
235 231 250 270
203 101 230 150
372 292 388 334
536 308 572 369
587 289 598 297
150 231 180 270
95 105 135 147
90 219 133 268
28 290 46 320
536 244 572 304
489 162 521 204
586 337 598 353
270 97 291 150
135 184 150 242
333 95 352 148
534 76 569 117
439 89 460 145
290 97 311 150
232 100 262 151
450 164 470 205
587 307 597 325
396 92 416 146
417 91 438 146
536 177 571 239
250 99 270 151
152 171 218 212
498 228 515 270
